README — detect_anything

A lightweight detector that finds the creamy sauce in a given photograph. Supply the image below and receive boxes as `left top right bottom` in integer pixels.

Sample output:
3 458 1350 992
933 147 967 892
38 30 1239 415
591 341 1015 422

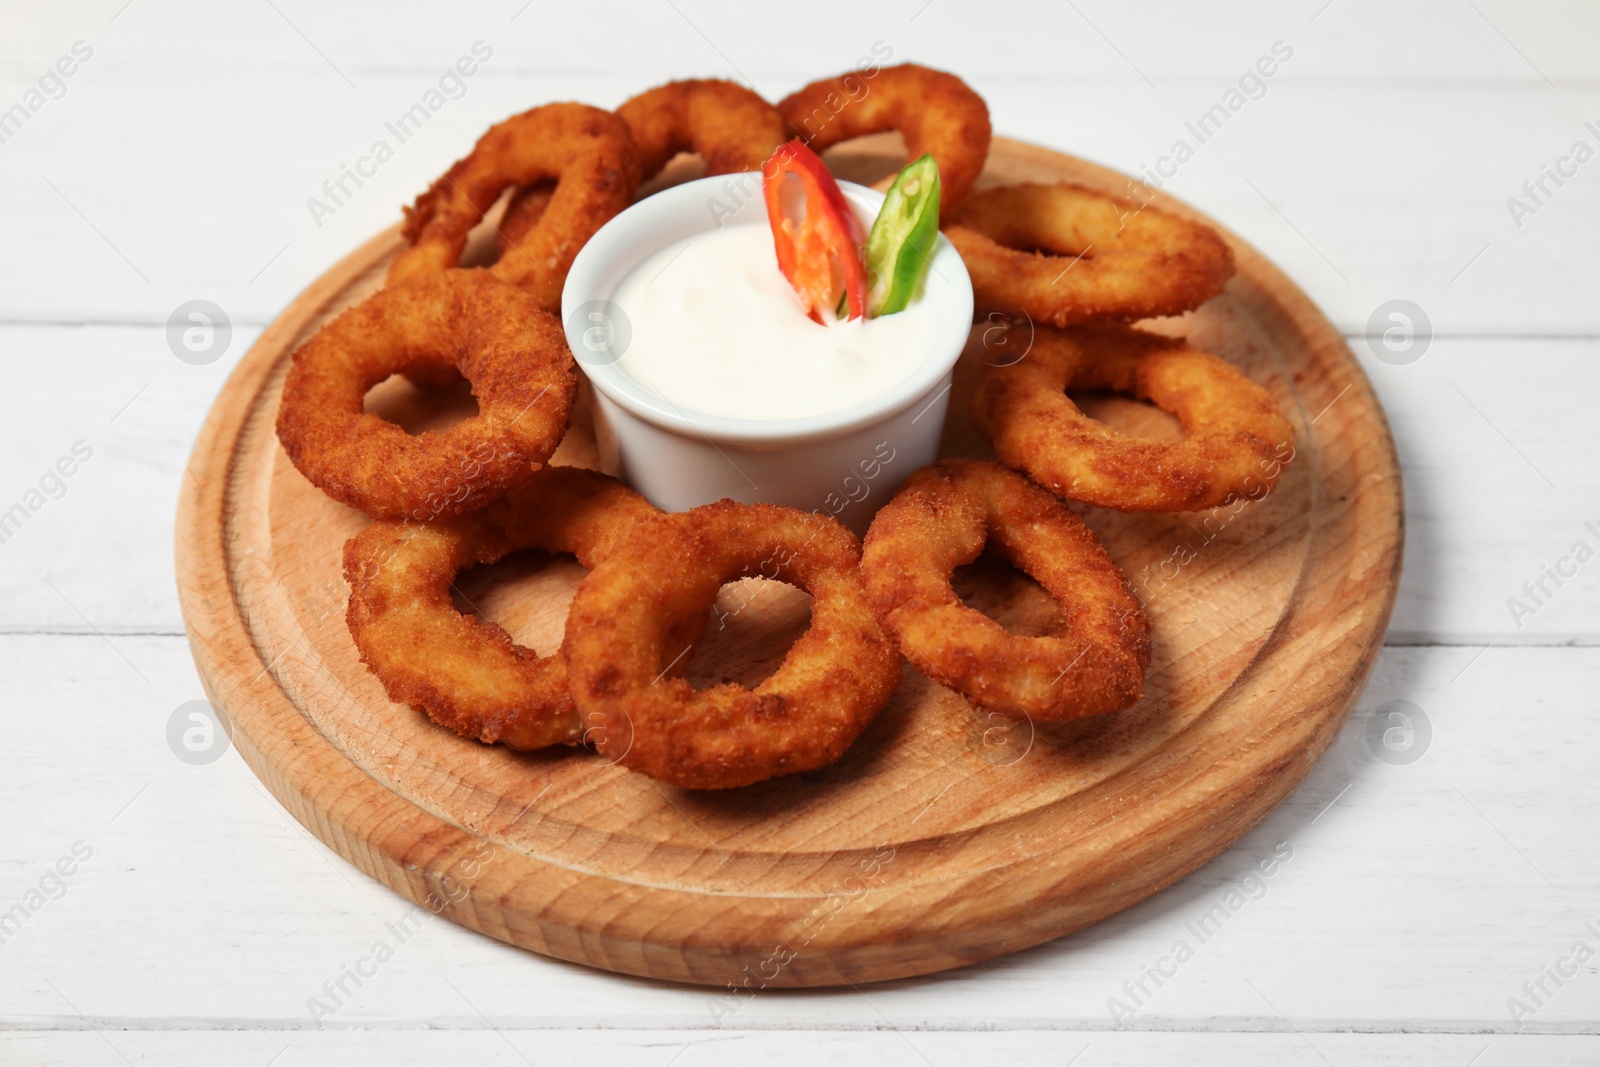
608 223 937 421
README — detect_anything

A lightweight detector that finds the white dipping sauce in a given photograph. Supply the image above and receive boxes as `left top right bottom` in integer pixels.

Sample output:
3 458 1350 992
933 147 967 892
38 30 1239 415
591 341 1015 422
608 223 937 421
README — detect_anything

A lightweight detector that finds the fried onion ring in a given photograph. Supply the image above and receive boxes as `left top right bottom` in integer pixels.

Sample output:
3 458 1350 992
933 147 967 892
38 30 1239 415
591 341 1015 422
862 459 1150 720
389 102 639 311
495 180 556 261
343 467 694 750
275 271 574 521
617 78 787 181
944 182 1236 326
972 323 1295 512
495 83 781 262
778 63 990 212
564 501 901 789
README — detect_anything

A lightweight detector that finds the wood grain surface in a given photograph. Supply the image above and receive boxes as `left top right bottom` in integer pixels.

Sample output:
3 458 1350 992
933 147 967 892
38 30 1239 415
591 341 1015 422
173 136 1403 988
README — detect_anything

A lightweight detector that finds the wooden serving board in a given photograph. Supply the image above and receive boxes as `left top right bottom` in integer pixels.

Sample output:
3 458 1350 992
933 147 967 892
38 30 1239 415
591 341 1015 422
176 136 1402 988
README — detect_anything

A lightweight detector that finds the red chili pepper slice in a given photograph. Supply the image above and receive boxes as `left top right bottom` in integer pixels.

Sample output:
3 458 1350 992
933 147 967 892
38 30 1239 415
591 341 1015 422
762 140 868 323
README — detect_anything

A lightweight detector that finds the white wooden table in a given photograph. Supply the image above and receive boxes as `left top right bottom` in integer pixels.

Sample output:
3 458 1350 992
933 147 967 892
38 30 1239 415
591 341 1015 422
3 2 1597 1063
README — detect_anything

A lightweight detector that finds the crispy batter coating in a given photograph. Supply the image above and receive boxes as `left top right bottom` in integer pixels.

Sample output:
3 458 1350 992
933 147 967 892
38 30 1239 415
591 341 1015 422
618 78 788 181
863 460 1150 720
495 180 556 261
778 63 991 212
343 468 689 750
390 102 639 311
944 182 1236 327
564 501 901 790
497 83 783 271
972 323 1295 512
275 272 574 521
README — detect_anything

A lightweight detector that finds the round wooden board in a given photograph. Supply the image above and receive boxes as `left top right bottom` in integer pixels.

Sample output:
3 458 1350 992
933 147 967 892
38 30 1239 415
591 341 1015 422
176 135 1402 988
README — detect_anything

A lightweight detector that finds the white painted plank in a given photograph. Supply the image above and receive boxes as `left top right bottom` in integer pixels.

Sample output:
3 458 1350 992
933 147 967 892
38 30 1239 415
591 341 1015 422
2 325 1594 644
3 1029 1598 1067
1352 338 1600 645
0 7 1596 331
1 637 1594 1033
0 323 263 633
9 0 1598 84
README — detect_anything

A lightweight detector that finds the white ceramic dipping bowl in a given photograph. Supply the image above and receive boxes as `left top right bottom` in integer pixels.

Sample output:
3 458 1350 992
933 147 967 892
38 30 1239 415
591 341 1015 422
561 174 973 533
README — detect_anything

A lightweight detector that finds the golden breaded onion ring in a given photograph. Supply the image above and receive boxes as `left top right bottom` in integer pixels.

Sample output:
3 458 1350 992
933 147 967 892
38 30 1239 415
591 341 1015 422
343 467 696 751
618 78 788 181
862 459 1150 720
944 182 1236 327
389 102 639 311
495 180 555 261
275 272 574 521
972 323 1295 512
779 63 991 212
564 501 901 790
496 81 785 256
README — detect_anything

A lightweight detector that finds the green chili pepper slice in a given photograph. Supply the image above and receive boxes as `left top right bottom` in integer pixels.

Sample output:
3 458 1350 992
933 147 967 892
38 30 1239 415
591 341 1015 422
864 153 941 317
